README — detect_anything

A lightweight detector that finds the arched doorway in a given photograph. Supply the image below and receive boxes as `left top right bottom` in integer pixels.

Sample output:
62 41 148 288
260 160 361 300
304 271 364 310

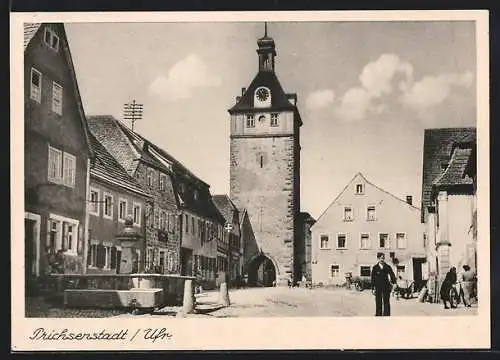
247 254 277 287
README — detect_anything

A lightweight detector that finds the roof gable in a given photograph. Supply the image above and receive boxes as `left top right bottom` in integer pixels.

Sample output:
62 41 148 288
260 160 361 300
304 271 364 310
25 23 95 160
212 194 239 222
312 172 419 229
420 127 476 222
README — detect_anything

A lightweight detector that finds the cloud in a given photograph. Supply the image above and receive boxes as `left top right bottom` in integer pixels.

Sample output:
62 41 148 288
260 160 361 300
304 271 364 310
335 54 413 122
306 89 335 110
359 54 414 97
400 71 474 109
149 54 222 101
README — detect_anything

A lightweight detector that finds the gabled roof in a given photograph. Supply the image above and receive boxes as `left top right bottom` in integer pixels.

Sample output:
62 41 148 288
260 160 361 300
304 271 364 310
433 147 474 188
228 71 299 115
87 115 224 223
313 172 419 227
212 194 239 223
89 133 151 198
420 127 476 222
24 23 42 50
25 23 95 160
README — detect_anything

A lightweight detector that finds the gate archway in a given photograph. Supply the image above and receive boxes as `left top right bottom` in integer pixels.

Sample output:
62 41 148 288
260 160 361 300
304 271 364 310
246 253 278 287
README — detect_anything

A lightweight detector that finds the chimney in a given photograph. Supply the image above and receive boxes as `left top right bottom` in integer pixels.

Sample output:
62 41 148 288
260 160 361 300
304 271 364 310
241 87 246 95
406 196 413 205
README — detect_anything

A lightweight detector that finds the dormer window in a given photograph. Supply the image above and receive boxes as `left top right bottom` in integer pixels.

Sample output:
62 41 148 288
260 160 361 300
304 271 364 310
179 183 186 194
193 190 199 201
356 184 364 194
44 27 60 51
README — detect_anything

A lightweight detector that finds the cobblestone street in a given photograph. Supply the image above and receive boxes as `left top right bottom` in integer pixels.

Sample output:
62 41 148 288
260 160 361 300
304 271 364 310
191 286 478 318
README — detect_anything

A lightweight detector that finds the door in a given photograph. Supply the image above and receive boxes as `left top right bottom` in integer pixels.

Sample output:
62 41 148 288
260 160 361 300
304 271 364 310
25 219 36 290
413 258 425 291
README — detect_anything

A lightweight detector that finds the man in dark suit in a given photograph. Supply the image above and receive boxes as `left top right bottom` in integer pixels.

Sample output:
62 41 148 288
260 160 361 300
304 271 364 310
371 252 397 316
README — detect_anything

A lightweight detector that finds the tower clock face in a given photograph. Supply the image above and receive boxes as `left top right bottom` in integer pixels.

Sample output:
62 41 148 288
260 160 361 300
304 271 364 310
256 87 270 102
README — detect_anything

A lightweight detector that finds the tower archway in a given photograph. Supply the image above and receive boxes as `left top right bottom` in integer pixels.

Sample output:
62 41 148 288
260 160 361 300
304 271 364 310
246 253 278 287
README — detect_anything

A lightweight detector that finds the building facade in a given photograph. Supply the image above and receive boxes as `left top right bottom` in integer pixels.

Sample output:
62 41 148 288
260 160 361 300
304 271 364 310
213 194 243 286
228 26 303 286
24 23 94 289
87 115 181 275
87 134 151 274
296 212 316 281
421 128 477 301
87 115 225 288
311 173 425 288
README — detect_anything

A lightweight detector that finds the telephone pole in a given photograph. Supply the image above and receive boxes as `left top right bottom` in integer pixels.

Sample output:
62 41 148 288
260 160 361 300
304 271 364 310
123 100 143 131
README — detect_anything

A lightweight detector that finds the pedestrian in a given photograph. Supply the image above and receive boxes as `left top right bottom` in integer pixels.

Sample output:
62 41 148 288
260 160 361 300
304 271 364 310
371 252 397 316
460 265 475 307
440 266 457 309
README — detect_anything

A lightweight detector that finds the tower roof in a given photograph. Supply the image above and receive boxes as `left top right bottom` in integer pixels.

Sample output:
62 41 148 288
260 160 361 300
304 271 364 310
228 71 297 113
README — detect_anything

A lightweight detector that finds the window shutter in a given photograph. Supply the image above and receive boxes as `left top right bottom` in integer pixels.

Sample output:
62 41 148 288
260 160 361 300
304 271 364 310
116 250 122 273
110 246 117 269
96 244 105 268
87 246 92 266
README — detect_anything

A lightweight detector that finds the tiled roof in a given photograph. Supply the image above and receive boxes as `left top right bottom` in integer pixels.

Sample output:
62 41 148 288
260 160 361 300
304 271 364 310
212 195 239 223
87 115 224 223
298 212 316 224
89 133 150 197
228 71 299 114
433 148 474 187
24 23 42 51
420 127 476 222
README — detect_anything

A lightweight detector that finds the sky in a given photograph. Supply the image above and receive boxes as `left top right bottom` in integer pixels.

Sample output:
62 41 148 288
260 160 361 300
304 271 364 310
65 21 476 219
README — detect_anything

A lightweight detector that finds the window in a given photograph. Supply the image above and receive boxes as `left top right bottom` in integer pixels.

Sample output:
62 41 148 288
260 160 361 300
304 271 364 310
30 68 42 103
159 211 166 230
337 234 347 249
147 169 153 186
193 190 199 201
330 265 340 278
379 233 389 249
118 199 127 222
356 184 364 194
343 206 353 221
159 251 165 272
133 203 141 226
367 206 376 221
48 146 62 183
153 208 159 228
396 265 406 277
62 153 76 187
246 114 255 128
270 113 279 127
47 214 79 254
89 188 100 216
44 27 60 51
47 145 76 187
191 217 195 234
360 266 371 277
52 81 63 115
396 233 407 249
146 247 154 269
103 193 113 219
260 155 264 168
360 233 370 249
320 235 330 249
159 174 166 191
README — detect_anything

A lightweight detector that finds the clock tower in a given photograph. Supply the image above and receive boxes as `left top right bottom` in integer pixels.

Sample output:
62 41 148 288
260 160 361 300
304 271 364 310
228 24 302 286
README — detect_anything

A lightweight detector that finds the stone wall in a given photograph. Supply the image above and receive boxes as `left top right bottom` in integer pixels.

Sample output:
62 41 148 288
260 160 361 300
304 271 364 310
230 135 296 279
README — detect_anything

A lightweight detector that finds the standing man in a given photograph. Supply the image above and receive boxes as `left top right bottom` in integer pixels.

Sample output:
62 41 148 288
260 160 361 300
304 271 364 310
371 252 397 316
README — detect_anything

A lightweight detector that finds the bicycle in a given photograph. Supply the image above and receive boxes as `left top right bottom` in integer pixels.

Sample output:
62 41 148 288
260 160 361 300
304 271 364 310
448 283 461 308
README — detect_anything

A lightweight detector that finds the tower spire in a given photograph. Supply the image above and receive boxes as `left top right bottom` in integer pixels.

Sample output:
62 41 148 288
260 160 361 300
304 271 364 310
257 22 276 72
